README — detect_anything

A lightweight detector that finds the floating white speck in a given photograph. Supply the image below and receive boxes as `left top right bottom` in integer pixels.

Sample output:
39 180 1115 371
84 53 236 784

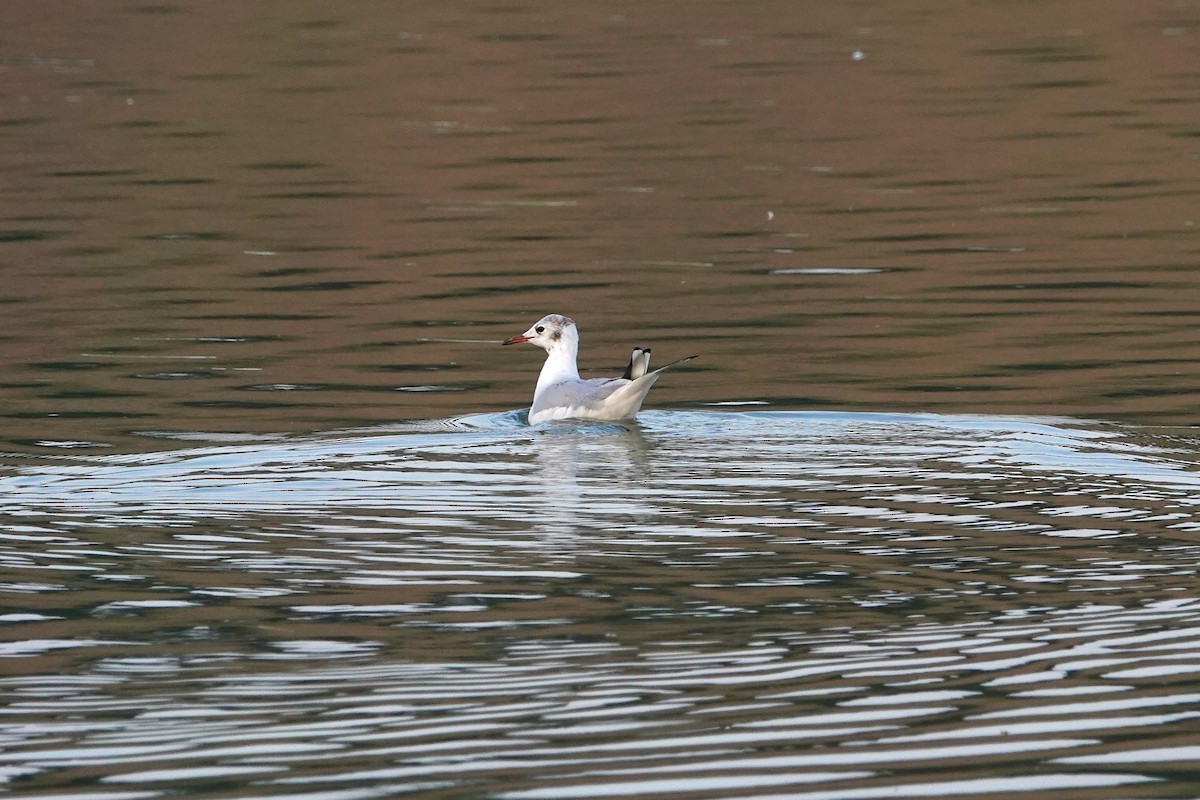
706 400 770 406
81 353 216 360
770 267 886 275
396 385 468 392
35 440 106 449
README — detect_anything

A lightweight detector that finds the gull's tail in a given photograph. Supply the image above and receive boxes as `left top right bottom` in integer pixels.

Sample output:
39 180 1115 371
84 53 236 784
602 353 697 419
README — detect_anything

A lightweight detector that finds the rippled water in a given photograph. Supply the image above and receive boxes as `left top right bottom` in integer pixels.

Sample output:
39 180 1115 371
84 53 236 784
3 1 1200 797
3 411 1200 798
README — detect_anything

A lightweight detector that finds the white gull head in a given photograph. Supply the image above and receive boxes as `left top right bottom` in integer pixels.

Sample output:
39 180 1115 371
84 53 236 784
502 313 579 356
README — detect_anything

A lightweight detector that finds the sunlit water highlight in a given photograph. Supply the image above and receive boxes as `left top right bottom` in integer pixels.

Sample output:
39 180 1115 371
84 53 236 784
2 411 1199 798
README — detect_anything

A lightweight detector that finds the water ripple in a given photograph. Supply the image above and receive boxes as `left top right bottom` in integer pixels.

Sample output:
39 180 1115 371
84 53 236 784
1 411 1199 797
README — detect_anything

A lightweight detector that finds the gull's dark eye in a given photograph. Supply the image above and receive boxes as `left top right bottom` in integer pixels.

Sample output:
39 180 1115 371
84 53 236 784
535 326 545 334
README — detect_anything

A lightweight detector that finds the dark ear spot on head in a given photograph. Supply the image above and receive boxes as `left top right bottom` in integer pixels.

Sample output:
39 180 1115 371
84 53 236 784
550 329 561 342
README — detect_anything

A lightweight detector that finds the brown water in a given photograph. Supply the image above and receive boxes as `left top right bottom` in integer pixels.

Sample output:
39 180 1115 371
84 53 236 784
2 2 1200 799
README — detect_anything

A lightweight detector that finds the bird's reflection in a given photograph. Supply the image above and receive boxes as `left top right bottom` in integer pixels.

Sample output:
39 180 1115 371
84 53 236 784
529 421 653 541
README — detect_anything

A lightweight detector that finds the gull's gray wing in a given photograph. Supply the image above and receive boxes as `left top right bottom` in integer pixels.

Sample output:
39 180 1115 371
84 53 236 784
532 377 629 417
529 355 696 423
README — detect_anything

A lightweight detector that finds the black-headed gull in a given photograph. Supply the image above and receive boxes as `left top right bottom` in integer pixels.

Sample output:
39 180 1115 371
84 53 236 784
503 314 695 424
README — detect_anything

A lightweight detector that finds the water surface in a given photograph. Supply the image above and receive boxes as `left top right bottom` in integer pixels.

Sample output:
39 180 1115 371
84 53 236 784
0 1 1198 453
2 2 1200 798
3 411 1200 797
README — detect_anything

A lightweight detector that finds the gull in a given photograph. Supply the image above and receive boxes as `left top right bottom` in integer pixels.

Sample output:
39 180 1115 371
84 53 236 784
502 314 695 424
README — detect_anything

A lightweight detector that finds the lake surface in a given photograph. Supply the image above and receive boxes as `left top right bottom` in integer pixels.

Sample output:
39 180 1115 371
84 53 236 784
4 411 1200 799
2 2 1200 798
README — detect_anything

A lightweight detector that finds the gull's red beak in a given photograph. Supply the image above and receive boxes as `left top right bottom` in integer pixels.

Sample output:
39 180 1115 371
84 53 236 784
502 334 531 346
